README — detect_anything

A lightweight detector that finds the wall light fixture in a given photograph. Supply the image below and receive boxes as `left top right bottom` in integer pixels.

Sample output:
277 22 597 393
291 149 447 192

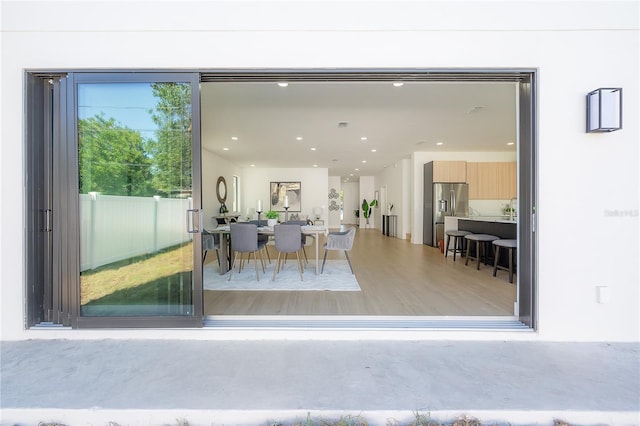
587 88 622 133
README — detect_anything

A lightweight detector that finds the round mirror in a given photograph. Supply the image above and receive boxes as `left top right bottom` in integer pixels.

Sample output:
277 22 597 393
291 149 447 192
216 176 227 204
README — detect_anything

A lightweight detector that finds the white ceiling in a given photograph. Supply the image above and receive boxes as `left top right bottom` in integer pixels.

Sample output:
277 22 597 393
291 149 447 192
201 81 517 181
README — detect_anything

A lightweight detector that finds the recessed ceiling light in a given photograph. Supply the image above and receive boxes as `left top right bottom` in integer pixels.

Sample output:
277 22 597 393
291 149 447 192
393 82 404 87
310 147 317 151
361 137 367 141
223 147 229 151
313 164 318 167
296 136 303 141
355 168 359 171
250 164 255 167
371 149 377 153
277 82 288 87
231 136 238 140
350 173 354 176
362 160 367 163
507 142 515 146
436 142 444 146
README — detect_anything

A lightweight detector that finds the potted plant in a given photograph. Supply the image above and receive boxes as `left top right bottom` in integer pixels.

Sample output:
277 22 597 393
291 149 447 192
265 210 279 227
362 198 378 225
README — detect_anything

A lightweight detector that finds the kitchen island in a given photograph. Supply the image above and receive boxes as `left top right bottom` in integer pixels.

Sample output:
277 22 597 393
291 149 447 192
444 216 516 239
444 216 517 273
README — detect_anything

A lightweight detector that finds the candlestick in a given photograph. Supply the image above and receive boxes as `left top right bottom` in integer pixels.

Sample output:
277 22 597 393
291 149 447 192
284 206 289 222
256 200 263 224
284 195 289 208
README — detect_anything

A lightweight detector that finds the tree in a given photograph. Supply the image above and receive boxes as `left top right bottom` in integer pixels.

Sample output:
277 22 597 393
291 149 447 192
78 114 154 196
149 82 192 197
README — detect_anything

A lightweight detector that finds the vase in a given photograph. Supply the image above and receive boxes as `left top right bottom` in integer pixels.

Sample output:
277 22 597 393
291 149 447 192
267 218 277 227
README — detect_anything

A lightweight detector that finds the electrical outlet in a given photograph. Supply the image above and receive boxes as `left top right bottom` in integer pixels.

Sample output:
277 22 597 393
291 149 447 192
596 286 610 304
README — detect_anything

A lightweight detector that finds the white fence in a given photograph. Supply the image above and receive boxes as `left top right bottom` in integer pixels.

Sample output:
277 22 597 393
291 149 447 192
80 194 193 271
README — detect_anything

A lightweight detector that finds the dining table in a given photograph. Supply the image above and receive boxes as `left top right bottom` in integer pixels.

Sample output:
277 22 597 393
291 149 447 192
205 224 329 275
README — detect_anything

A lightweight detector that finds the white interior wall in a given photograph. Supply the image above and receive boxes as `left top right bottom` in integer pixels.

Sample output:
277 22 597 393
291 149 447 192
328 176 341 228
341 182 359 225
240 167 328 223
358 176 376 228
1 1 638 342
377 160 407 238
202 148 242 228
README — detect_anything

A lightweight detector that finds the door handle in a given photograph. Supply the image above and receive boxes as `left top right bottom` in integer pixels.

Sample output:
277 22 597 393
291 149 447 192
451 192 456 215
186 209 200 234
42 209 52 232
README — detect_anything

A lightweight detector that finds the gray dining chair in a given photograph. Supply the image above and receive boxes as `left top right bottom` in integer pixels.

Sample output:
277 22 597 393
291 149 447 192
242 220 271 263
272 224 304 281
228 223 267 281
283 220 310 264
202 229 221 268
321 227 356 274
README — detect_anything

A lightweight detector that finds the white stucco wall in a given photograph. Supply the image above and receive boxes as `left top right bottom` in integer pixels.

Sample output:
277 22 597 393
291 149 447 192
1 0 638 342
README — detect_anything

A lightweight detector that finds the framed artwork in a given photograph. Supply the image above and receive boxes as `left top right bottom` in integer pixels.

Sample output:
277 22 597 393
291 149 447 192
270 181 301 212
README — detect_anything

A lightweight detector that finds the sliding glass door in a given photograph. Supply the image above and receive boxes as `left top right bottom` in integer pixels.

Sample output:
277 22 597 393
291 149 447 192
72 73 202 326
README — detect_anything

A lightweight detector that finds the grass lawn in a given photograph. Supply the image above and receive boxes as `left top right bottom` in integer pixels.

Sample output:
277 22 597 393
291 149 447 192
80 243 193 306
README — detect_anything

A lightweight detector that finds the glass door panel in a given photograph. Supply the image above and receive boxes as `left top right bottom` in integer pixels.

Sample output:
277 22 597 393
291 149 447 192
77 80 197 317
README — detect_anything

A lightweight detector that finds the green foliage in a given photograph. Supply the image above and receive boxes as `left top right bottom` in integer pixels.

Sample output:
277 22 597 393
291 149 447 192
78 82 193 198
149 82 193 197
78 114 154 196
362 199 370 219
265 210 279 219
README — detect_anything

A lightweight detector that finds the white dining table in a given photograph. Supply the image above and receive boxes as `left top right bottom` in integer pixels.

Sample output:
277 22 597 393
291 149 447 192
206 224 329 275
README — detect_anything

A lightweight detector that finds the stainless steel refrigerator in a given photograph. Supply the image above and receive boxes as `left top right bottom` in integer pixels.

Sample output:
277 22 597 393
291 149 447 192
423 182 469 247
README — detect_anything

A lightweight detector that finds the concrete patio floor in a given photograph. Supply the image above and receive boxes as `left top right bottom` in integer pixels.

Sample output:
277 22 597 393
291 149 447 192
1 339 639 425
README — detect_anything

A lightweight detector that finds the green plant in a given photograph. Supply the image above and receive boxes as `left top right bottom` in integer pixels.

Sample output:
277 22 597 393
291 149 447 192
362 198 378 221
265 209 279 219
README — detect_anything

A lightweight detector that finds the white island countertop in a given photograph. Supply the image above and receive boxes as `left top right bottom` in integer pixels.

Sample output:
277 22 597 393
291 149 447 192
458 216 516 224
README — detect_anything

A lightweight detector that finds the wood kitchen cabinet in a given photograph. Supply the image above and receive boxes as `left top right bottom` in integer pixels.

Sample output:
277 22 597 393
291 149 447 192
467 162 516 200
432 161 467 182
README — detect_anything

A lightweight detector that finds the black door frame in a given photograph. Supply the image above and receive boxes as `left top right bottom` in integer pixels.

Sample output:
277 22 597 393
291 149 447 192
24 68 537 329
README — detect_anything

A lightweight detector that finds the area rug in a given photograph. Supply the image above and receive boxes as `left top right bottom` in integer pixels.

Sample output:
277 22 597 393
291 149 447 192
203 259 361 291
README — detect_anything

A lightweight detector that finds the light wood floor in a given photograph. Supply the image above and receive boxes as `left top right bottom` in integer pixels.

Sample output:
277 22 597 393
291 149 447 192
204 227 517 316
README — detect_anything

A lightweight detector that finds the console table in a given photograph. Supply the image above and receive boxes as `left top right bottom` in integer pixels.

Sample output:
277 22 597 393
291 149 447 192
382 214 398 237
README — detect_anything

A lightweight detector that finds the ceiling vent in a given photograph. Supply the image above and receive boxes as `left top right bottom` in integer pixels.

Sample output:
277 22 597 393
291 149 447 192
338 121 349 128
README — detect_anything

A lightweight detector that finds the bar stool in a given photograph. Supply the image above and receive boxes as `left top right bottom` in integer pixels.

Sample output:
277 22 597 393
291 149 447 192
445 230 472 261
465 234 499 270
493 239 517 283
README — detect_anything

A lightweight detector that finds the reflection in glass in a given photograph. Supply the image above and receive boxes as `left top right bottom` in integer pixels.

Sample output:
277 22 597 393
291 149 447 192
78 82 194 317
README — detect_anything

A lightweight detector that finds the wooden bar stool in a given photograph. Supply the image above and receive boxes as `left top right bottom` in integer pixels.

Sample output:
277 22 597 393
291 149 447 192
493 239 517 283
445 230 472 261
465 234 499 270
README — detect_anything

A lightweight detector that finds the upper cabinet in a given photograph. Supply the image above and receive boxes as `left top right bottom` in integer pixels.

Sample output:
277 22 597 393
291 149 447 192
432 161 467 183
467 162 516 200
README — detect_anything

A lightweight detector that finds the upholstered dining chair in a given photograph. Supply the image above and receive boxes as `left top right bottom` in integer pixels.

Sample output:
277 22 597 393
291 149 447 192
283 220 310 264
272 224 304 281
244 220 271 262
321 227 356 274
228 223 267 281
202 229 221 267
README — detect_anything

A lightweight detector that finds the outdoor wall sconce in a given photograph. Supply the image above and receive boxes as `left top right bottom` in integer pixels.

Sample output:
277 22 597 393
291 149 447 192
587 88 622 132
